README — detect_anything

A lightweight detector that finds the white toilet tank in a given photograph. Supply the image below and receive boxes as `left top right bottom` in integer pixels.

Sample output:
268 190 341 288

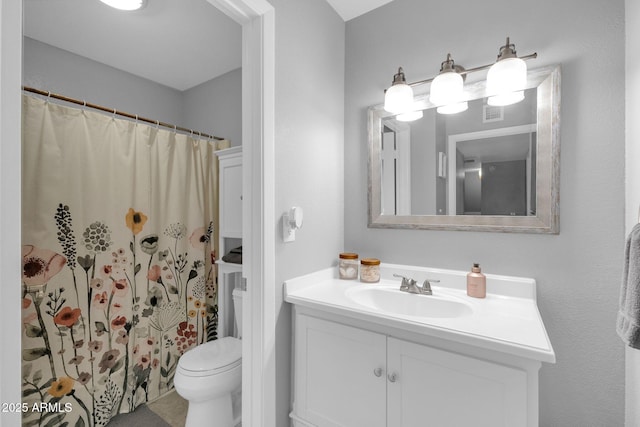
232 287 243 339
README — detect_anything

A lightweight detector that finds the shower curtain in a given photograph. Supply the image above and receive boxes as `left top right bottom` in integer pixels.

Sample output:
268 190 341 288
20 94 226 427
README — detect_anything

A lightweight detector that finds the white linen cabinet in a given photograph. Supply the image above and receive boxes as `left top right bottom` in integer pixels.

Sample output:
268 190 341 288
215 146 242 337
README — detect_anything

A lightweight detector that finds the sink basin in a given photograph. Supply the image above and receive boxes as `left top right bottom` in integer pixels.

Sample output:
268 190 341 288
346 286 473 318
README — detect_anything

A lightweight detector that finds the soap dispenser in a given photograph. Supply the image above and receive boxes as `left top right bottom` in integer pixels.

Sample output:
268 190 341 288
467 263 486 298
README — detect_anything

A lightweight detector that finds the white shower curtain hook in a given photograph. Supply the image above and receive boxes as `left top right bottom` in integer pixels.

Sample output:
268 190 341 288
82 100 87 107
155 120 160 129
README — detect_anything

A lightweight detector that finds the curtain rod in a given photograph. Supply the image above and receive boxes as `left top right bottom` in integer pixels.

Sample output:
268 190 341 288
22 86 226 141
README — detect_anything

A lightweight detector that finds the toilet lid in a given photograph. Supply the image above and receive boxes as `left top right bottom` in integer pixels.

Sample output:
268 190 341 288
178 337 241 376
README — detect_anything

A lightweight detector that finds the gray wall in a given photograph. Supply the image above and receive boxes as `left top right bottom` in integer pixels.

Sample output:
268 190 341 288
345 0 625 425
23 37 184 126
269 1 345 425
22 37 242 144
183 68 242 146
626 0 640 423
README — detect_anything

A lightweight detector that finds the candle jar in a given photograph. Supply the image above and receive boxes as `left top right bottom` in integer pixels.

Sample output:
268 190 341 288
338 253 359 280
360 258 381 283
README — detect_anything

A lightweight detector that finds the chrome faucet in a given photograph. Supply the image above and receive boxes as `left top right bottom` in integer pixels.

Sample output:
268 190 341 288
393 274 439 295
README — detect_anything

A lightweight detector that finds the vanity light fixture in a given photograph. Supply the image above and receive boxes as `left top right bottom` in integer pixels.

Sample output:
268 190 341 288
396 109 424 122
98 0 146 11
429 54 468 114
487 37 527 106
383 67 414 114
383 37 536 116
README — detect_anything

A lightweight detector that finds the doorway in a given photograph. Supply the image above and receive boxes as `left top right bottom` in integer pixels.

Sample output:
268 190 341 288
0 0 275 425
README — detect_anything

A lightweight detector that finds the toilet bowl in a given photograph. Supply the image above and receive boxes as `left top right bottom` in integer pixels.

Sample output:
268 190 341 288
174 287 244 427
174 337 241 427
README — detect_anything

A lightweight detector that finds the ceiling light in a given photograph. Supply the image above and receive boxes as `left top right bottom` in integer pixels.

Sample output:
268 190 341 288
98 0 146 11
384 67 414 114
487 38 527 106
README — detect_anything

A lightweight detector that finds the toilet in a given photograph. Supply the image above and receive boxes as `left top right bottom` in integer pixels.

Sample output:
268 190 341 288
174 287 243 427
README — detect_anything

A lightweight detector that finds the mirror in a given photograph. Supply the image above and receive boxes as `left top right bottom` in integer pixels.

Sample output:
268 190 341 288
368 65 560 233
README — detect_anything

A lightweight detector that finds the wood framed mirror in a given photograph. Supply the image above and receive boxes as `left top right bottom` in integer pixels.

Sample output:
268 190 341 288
368 65 560 233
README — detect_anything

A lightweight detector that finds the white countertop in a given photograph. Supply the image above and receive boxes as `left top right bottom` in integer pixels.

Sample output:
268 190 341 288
284 263 555 363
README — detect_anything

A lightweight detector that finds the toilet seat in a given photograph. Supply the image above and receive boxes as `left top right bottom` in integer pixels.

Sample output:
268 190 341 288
178 337 242 377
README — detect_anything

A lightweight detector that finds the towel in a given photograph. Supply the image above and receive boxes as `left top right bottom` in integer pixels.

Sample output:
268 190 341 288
222 246 242 264
617 223 640 349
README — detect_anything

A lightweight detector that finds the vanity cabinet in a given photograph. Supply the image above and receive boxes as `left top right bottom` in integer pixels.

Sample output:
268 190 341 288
386 337 527 427
293 313 532 427
294 314 387 427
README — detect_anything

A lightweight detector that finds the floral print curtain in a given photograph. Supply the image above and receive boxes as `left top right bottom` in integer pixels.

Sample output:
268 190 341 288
20 95 226 427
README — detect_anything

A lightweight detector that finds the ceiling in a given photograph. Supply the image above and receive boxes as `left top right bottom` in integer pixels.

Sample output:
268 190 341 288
325 0 394 21
23 0 242 91
23 0 393 91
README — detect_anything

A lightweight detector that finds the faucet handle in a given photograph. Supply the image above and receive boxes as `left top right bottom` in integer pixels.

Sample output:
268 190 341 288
421 278 439 295
393 273 415 290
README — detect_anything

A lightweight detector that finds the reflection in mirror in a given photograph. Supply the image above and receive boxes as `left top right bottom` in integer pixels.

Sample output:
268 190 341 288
369 66 560 233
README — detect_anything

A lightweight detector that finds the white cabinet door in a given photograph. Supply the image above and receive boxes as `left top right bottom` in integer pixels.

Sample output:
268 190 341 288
219 156 242 238
387 337 528 427
294 315 387 427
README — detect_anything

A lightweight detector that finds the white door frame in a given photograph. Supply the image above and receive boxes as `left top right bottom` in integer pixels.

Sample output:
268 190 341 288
0 0 276 426
208 1 276 425
0 0 24 426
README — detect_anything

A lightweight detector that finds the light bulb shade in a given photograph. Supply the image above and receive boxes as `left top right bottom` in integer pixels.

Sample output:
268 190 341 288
487 91 525 107
384 83 414 114
487 57 527 98
430 71 464 106
99 0 146 10
396 110 424 122
437 102 468 115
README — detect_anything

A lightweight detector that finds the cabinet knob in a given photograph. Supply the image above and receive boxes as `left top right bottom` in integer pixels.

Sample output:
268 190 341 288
373 368 383 377
387 373 398 383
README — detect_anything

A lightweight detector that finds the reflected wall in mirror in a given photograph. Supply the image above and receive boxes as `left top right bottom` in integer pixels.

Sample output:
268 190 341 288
369 65 560 233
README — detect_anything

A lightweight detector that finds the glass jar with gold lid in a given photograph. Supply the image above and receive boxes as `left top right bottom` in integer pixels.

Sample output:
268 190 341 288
360 258 381 283
338 252 359 280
